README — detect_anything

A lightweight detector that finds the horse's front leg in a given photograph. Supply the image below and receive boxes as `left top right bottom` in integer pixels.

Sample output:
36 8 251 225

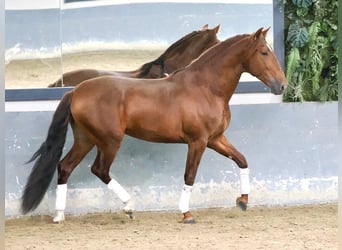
179 140 207 224
208 134 250 211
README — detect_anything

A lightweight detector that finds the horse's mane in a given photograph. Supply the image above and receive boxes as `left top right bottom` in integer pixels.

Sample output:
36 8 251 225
168 33 250 77
187 33 251 69
222 34 250 46
159 31 201 59
135 58 163 78
135 30 202 78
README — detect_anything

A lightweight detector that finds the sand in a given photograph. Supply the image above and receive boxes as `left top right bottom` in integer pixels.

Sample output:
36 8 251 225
5 203 338 249
5 50 164 89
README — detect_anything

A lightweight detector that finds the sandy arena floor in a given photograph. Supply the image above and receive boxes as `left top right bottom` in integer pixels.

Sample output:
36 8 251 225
5 50 163 89
5 203 338 250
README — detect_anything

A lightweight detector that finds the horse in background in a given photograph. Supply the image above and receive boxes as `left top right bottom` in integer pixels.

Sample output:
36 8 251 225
48 24 220 87
22 28 287 224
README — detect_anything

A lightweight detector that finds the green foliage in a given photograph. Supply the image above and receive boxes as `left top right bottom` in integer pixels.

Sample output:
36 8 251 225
286 22 309 48
284 0 338 102
292 0 313 8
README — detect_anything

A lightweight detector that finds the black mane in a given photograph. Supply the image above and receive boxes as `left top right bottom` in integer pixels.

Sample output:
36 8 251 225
136 31 202 77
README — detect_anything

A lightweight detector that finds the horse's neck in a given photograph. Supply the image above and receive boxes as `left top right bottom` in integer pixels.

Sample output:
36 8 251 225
185 42 247 102
162 49 198 73
160 35 217 72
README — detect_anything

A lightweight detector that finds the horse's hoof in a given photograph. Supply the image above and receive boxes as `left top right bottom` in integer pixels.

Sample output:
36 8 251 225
124 210 135 220
182 217 196 224
236 194 248 211
236 199 247 211
181 211 196 224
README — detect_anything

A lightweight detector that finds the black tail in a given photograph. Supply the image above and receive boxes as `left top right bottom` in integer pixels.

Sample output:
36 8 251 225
21 91 73 214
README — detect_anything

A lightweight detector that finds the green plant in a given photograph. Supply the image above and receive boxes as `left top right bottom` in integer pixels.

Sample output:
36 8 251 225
284 0 338 101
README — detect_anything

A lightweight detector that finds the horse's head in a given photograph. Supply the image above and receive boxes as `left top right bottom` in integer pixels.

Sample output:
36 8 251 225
197 24 221 52
243 27 288 95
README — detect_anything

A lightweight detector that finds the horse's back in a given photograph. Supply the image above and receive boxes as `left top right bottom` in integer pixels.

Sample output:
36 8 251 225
72 76 128 109
70 75 189 142
71 76 160 119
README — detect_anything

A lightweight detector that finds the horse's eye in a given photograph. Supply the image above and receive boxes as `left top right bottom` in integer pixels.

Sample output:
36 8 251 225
261 51 268 56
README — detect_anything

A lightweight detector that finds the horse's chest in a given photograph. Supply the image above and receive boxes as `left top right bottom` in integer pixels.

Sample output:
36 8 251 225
202 107 230 134
212 115 229 134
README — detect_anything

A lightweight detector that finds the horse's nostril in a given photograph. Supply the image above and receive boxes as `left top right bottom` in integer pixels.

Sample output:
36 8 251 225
280 83 287 91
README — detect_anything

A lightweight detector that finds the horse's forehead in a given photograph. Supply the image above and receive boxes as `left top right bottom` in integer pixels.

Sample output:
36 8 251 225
258 39 273 51
252 35 269 49
266 42 273 50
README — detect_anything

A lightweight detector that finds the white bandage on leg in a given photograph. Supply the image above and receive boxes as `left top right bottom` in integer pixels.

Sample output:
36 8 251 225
178 184 193 213
53 184 67 223
55 184 67 210
107 179 131 203
239 168 250 194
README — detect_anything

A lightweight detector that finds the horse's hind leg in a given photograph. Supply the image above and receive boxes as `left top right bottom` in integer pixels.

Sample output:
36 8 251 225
208 134 250 211
90 142 134 217
53 140 94 223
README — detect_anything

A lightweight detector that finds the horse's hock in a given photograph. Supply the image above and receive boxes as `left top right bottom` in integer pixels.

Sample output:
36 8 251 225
5 102 338 217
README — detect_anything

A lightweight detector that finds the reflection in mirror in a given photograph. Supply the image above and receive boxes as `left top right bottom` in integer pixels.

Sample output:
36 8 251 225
5 0 273 90
5 0 62 89
59 0 273 88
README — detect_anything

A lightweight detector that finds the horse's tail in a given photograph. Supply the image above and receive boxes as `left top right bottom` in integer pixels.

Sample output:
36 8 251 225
21 91 74 214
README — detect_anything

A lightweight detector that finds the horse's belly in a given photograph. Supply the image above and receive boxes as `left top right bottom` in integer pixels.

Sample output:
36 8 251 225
126 128 183 143
125 117 183 143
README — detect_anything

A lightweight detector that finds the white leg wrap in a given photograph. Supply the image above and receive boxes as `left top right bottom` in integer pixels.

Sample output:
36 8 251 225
178 184 193 213
55 184 67 210
107 179 131 203
53 184 67 223
53 210 65 223
240 168 250 194
123 199 135 211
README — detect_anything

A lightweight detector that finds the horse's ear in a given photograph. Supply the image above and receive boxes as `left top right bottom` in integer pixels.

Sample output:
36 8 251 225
253 27 264 40
202 24 209 30
262 27 271 37
213 25 220 34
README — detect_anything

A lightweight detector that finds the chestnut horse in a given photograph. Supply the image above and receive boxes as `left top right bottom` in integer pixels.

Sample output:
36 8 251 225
22 28 287 224
48 24 220 87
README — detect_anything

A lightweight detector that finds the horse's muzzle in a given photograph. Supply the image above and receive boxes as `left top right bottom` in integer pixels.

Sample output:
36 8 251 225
270 79 287 95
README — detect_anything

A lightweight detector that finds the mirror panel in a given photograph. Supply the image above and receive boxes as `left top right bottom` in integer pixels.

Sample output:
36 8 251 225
5 1 274 90
5 0 62 89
